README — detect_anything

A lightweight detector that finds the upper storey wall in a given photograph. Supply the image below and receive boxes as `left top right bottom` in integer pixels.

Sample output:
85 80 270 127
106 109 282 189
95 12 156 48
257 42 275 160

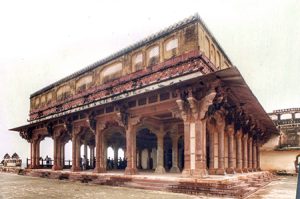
30 18 232 112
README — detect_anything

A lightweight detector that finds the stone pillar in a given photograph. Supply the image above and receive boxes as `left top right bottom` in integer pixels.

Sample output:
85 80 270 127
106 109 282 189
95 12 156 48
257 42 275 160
194 120 208 177
94 123 105 173
216 119 226 175
182 122 191 176
226 125 235 174
113 145 118 169
52 137 61 170
224 131 229 170
138 149 142 169
89 145 94 168
30 140 36 168
61 142 65 168
252 141 257 171
242 133 248 172
256 143 261 170
30 141 33 168
76 137 81 170
125 124 137 175
155 127 165 173
71 127 80 172
248 137 253 172
170 135 180 173
208 127 215 175
235 130 243 173
35 139 41 168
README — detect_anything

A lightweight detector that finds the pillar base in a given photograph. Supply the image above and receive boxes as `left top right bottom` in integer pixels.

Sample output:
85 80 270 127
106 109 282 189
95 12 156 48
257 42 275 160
216 168 226 175
181 169 191 176
242 168 249 173
252 168 257 172
248 168 253 172
170 166 180 173
155 165 166 174
71 166 81 172
192 169 208 177
93 167 106 173
226 167 235 174
208 169 216 175
235 168 243 173
125 167 137 175
52 165 63 171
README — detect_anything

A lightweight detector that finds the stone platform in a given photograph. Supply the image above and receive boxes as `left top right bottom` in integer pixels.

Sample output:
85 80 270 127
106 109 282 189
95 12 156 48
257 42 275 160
21 169 274 198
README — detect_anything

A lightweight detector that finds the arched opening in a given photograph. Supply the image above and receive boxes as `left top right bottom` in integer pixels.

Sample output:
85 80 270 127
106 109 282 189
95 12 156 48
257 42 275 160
163 133 172 171
136 128 157 171
281 113 292 120
106 146 114 170
64 140 72 169
76 128 95 171
39 137 53 169
105 130 126 171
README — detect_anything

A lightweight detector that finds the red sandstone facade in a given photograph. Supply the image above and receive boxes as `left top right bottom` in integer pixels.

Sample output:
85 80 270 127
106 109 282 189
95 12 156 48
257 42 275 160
11 14 277 177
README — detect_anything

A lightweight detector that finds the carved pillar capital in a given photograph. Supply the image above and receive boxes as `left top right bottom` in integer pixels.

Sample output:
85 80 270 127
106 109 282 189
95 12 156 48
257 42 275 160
243 133 248 140
236 130 243 138
176 99 189 122
226 124 234 135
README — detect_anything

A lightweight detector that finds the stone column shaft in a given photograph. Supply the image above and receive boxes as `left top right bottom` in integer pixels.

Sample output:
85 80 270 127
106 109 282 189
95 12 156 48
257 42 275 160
236 131 243 173
242 133 248 172
114 145 118 169
94 127 105 173
257 143 261 170
71 129 80 172
155 129 165 173
35 140 41 168
89 146 94 168
30 140 35 169
226 125 235 174
76 137 81 170
216 122 225 175
194 120 208 176
182 122 191 175
170 136 180 173
71 135 76 171
52 137 62 170
125 125 137 175
252 142 257 171
248 137 253 171
208 128 215 174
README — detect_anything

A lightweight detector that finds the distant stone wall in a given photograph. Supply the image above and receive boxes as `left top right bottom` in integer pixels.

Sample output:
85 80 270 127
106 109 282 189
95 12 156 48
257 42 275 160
261 150 299 174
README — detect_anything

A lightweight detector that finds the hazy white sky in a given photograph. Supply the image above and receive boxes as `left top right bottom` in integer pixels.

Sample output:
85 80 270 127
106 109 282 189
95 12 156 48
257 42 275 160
0 0 299 162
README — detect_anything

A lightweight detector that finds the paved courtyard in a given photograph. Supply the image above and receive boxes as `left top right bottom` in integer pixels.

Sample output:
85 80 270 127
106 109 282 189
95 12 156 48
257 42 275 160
0 172 297 199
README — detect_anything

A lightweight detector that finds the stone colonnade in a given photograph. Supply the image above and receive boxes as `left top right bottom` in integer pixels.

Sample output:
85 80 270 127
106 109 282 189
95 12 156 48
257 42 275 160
208 125 261 175
29 87 263 177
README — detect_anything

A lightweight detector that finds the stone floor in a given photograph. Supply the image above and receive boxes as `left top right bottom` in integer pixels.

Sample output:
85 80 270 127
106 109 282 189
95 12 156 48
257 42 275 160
0 172 297 199
245 175 297 199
